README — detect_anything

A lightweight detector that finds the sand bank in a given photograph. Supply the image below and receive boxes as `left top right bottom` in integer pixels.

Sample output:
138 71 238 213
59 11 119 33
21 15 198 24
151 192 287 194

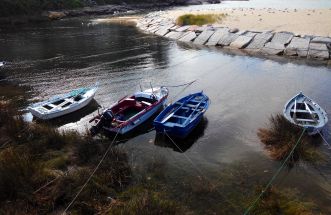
162 8 331 37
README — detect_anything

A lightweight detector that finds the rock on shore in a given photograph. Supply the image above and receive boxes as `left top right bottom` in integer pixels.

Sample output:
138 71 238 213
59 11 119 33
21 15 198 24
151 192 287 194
137 11 331 62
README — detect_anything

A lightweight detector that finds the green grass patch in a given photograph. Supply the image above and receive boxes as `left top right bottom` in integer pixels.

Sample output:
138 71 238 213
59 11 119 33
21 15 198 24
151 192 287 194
176 13 226 26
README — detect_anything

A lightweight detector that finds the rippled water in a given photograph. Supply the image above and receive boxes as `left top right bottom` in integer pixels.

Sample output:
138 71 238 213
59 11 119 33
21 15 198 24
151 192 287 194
1 17 331 212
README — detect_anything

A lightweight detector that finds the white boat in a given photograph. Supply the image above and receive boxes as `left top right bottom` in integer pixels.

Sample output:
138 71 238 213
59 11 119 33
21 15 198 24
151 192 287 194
283 92 328 135
89 86 168 135
0 61 5 67
28 83 98 120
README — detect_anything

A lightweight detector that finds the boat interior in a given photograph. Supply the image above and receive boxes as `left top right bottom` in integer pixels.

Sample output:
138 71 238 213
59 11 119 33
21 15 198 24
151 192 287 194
161 95 207 127
289 102 319 125
41 95 84 111
111 96 156 122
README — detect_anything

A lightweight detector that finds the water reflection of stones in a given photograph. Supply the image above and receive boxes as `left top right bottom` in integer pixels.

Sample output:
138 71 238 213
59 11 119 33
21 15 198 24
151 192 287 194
154 117 208 153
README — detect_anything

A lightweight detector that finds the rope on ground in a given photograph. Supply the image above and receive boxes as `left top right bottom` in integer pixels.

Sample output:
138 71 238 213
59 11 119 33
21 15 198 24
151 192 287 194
243 127 307 215
164 131 242 214
317 130 331 150
63 129 121 214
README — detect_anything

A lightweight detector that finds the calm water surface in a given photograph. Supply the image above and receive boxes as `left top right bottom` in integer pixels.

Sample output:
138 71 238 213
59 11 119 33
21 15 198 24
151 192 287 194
1 17 331 212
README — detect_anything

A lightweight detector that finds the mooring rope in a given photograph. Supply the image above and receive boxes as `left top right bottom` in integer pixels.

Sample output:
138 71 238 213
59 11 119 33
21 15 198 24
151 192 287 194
63 129 121 214
243 127 307 215
317 130 331 150
162 79 197 88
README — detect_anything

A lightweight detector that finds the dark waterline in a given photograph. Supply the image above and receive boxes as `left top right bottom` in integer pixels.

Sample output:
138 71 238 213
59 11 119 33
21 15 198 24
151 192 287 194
1 18 331 212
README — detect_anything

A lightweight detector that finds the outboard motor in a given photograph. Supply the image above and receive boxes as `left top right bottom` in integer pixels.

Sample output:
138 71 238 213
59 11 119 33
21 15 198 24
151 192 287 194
90 110 114 136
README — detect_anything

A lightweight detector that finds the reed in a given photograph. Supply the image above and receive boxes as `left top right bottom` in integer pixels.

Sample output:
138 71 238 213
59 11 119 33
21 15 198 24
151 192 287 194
176 13 226 26
257 114 325 165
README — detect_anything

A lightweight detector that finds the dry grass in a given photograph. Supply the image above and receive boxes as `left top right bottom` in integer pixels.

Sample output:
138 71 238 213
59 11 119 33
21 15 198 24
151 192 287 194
0 101 132 214
176 13 227 26
257 114 325 165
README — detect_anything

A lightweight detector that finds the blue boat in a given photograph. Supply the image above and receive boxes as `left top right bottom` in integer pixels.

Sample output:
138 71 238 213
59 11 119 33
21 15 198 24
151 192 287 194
153 92 210 138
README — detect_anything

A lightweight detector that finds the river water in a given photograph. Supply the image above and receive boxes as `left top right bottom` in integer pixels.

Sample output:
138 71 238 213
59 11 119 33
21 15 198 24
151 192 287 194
1 12 331 213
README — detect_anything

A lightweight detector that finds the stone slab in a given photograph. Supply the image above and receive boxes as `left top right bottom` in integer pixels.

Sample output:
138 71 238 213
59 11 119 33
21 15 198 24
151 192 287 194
308 43 330 60
205 28 229 46
146 25 160 33
270 32 293 45
244 31 258 37
155 27 170 36
175 25 191 32
217 32 239 46
179 31 197 42
261 42 285 55
284 37 311 57
311 36 331 44
245 32 273 50
193 30 215 45
165 31 186 40
230 35 254 49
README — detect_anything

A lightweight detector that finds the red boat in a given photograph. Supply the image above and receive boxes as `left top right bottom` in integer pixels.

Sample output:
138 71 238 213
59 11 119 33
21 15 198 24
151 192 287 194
90 87 168 135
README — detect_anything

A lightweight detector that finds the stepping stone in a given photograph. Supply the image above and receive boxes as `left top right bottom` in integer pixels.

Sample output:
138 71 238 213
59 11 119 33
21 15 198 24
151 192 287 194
245 32 273 50
244 31 258 37
230 35 254 49
193 30 215 45
155 27 170 36
154 24 175 36
176 25 191 32
270 32 293 45
178 31 197 42
205 28 229 46
261 42 286 55
165 31 186 40
308 43 330 60
284 37 311 57
217 32 239 46
261 32 293 55
146 25 160 33
311 36 331 44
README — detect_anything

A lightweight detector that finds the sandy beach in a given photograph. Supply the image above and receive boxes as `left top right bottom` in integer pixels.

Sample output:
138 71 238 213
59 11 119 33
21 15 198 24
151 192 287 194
162 8 331 37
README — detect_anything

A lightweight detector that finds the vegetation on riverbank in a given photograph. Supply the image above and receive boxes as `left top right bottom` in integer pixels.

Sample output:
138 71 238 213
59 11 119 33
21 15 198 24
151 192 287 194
0 91 328 214
176 13 226 26
258 114 326 165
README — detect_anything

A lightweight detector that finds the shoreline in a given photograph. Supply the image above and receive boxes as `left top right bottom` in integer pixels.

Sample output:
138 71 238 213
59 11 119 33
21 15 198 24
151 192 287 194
136 9 331 62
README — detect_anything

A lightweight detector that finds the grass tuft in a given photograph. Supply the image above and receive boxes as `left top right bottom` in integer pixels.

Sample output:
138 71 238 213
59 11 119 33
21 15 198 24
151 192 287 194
176 13 226 26
257 114 326 165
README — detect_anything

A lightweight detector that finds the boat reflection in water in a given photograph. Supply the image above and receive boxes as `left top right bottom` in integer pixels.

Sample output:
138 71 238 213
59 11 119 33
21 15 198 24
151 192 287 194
154 117 208 153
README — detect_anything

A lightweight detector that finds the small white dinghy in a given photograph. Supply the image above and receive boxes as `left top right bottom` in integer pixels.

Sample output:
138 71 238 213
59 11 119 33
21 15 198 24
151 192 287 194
283 92 328 135
0 61 5 67
28 83 98 120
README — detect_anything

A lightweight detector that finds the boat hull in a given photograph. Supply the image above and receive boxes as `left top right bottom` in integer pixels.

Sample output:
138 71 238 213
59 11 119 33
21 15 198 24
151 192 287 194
155 113 203 138
28 85 98 120
29 94 95 120
153 92 209 139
